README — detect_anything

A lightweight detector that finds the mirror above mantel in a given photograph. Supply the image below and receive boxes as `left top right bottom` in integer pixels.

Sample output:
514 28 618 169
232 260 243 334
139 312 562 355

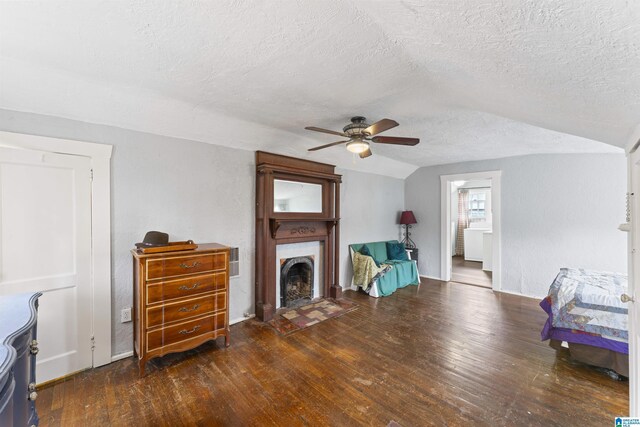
273 179 322 213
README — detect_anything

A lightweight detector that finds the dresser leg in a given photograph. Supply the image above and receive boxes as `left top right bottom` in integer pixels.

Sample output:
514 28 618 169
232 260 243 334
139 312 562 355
138 358 146 376
225 330 230 347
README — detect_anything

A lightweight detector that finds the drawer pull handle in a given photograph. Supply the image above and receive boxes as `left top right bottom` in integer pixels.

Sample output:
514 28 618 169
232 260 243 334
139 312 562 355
178 304 200 313
179 325 201 335
178 283 200 291
28 383 37 401
179 261 201 269
29 340 39 355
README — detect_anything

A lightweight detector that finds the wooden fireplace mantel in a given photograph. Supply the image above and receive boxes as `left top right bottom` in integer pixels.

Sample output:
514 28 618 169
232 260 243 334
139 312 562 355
269 217 339 239
255 151 342 322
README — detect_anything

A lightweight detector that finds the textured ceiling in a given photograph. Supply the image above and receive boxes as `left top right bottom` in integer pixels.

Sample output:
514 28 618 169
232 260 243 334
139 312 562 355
1 0 637 178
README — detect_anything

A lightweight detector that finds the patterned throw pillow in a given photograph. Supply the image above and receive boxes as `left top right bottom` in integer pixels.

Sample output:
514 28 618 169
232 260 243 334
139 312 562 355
359 245 380 267
386 241 409 261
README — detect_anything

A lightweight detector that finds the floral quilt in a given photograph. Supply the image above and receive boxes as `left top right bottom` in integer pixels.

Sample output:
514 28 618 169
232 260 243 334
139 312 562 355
540 268 628 352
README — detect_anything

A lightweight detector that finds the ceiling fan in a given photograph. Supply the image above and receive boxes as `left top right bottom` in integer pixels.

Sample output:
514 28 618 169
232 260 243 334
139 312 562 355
305 116 420 158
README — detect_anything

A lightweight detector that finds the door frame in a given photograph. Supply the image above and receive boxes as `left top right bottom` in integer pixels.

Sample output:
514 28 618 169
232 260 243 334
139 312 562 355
626 123 640 417
0 131 113 368
440 170 502 291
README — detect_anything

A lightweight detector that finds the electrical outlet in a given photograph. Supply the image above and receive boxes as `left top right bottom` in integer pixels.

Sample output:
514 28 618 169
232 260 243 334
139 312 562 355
121 307 132 323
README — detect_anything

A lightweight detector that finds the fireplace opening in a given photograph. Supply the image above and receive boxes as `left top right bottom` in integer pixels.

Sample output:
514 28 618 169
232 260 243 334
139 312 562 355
280 256 314 308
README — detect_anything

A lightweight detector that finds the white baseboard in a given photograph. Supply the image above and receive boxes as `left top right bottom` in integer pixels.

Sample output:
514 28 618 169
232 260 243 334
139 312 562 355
230 315 254 325
494 288 545 301
420 275 444 281
420 275 545 300
111 350 133 362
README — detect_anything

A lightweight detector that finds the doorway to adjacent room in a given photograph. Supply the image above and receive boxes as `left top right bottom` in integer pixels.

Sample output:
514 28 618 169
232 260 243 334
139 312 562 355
440 171 502 291
450 179 493 288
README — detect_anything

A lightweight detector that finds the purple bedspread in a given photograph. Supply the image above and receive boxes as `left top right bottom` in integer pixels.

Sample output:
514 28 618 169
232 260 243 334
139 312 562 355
540 268 628 354
540 296 628 354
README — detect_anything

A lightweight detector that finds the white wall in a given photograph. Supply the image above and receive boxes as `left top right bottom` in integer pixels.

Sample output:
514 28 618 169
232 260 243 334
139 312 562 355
0 109 256 355
0 108 403 356
338 169 405 289
406 153 627 298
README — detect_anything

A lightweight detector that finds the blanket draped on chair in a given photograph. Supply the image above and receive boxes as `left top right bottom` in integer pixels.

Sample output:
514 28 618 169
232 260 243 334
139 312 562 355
352 251 391 291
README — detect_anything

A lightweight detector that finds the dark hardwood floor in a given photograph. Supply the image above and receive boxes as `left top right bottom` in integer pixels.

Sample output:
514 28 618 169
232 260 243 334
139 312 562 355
36 279 628 426
451 256 493 288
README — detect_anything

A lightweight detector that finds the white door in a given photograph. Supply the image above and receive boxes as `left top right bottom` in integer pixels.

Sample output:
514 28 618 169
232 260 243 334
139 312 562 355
629 148 640 416
0 147 93 383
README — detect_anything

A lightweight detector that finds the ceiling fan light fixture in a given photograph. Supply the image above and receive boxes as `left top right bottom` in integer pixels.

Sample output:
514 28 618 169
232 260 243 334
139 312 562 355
305 116 420 158
346 140 370 154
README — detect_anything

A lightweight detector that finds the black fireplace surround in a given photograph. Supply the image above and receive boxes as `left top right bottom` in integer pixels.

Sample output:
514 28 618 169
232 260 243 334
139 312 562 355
280 256 314 308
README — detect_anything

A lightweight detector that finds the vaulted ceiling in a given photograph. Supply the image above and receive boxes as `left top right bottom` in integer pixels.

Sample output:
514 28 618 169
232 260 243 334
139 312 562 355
1 1 637 178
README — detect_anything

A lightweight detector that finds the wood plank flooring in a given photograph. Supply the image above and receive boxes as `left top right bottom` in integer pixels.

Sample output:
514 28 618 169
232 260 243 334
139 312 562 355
451 256 493 288
36 279 628 426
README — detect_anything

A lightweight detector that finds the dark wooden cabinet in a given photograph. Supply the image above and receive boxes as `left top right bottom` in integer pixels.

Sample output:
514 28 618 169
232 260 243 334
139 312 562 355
132 244 230 375
0 292 41 427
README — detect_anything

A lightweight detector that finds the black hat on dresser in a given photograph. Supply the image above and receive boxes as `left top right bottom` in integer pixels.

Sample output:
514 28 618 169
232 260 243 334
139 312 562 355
135 231 169 248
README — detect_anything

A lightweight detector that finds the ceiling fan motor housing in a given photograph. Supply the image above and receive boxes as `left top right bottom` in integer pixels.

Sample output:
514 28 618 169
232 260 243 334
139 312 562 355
305 116 419 155
343 116 370 137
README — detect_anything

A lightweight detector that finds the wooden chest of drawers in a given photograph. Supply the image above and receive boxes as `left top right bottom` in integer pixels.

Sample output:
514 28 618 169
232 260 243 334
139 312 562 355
132 243 230 375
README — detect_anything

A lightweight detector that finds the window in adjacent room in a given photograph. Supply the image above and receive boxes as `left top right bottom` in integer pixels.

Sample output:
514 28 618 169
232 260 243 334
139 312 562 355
468 190 487 220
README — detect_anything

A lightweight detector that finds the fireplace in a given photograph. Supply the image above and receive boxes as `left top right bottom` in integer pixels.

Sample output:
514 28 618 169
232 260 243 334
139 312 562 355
255 151 342 321
280 256 314 308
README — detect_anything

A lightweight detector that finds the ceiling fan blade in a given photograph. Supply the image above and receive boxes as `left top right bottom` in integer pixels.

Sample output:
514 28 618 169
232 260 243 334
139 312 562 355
364 118 399 136
304 126 347 137
308 140 350 151
359 148 372 159
372 136 420 146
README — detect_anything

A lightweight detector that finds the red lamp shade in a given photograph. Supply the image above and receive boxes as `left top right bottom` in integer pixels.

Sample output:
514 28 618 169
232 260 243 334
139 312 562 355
400 210 417 225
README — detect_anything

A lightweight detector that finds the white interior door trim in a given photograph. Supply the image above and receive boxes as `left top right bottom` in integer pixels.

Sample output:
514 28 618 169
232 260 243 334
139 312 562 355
0 130 113 368
626 123 640 417
440 170 502 291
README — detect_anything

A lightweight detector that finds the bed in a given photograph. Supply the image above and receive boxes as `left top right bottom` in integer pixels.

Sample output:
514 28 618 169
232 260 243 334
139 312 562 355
540 268 629 377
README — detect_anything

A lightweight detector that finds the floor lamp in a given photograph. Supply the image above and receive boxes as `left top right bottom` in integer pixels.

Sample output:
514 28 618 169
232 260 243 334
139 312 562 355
400 210 417 249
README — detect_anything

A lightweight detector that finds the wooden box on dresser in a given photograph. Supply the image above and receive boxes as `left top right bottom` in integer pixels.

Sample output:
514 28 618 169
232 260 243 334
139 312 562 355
0 292 41 427
132 243 230 375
